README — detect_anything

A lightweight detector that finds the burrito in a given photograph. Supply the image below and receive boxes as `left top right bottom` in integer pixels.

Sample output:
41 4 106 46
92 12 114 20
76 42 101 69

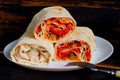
53 27 96 62
10 32 54 66
26 6 76 43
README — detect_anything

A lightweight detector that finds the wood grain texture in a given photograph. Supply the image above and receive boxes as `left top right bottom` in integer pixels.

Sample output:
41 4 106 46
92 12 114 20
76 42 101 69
0 0 120 10
21 0 120 10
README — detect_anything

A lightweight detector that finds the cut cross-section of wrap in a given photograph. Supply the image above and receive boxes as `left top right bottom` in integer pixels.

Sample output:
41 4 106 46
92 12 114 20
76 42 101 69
41 17 74 42
26 6 76 43
54 27 96 62
10 33 54 66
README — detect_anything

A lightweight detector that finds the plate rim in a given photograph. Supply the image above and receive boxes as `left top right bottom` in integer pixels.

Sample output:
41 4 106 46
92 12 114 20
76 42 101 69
91 36 114 64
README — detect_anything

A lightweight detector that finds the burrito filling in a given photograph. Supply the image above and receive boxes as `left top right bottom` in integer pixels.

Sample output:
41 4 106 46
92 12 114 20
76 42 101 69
36 17 74 41
55 40 91 62
36 25 42 37
13 43 51 65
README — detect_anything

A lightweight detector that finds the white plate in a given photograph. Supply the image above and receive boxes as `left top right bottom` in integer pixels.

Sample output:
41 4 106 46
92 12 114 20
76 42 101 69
3 36 114 71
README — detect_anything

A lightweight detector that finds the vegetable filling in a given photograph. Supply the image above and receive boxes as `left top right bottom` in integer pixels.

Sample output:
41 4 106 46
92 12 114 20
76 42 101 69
55 40 91 62
36 17 74 41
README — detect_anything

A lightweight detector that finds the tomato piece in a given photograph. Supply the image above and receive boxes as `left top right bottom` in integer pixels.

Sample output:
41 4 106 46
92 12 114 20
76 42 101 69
50 17 57 21
36 25 41 34
85 49 91 61
57 43 70 59
50 24 64 36
72 48 80 54
71 41 81 48
49 23 73 36
61 51 72 59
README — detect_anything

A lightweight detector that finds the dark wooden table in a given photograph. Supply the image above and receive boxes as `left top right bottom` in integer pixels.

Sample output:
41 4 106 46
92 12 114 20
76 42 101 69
0 1 120 80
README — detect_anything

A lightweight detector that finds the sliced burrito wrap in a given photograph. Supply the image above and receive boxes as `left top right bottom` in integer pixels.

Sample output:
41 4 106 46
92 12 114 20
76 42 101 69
10 31 54 66
26 6 76 43
54 27 96 62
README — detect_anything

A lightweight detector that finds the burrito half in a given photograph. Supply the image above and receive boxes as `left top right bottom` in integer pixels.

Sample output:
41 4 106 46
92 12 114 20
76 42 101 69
10 32 54 66
26 6 76 43
54 27 96 62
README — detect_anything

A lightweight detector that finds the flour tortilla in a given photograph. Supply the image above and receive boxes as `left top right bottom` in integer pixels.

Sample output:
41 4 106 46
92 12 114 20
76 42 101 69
54 27 96 62
10 32 54 66
26 6 76 43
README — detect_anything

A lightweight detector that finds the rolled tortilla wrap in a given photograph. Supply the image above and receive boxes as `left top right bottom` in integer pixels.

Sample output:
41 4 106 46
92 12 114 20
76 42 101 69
26 6 76 43
54 27 96 62
10 32 54 66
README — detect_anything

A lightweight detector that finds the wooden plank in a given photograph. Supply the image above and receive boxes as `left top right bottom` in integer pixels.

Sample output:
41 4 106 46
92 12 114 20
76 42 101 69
0 0 20 5
0 11 25 24
21 1 120 10
0 0 119 10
